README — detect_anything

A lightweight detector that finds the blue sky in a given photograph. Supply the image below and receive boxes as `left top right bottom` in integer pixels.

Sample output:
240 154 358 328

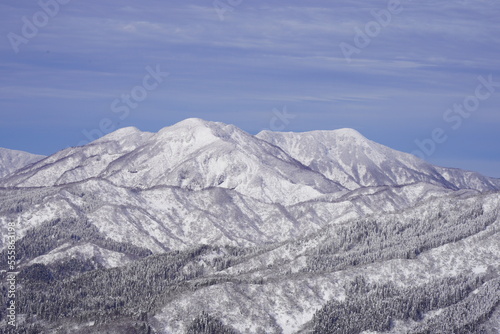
1 0 499 177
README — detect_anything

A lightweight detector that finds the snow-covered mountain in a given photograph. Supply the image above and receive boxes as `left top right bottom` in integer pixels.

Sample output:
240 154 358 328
0 178 455 260
1 118 498 263
149 191 500 333
256 129 500 191
4 186 499 334
0 119 345 205
1 119 499 334
2 119 499 203
0 147 45 179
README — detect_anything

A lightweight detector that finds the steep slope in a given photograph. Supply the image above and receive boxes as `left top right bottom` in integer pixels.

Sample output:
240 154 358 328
256 129 500 191
2 119 500 334
1 119 345 205
0 179 452 262
147 191 500 333
0 127 154 188
0 147 45 179
1 119 497 265
4 121 498 204
7 191 500 334
100 118 345 205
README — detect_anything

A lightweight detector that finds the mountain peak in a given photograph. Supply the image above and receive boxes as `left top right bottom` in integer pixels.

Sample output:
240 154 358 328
97 126 142 141
158 118 206 133
158 118 241 144
0 148 45 179
301 128 369 145
94 126 153 151
330 127 365 139
173 117 210 127
165 118 229 132
258 127 366 140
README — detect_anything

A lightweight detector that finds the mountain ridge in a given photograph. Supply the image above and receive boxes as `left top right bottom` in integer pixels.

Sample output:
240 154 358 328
2 119 499 197
0 147 45 179
256 128 500 192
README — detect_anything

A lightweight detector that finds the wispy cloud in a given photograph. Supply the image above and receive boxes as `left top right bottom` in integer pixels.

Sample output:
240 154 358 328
0 0 499 176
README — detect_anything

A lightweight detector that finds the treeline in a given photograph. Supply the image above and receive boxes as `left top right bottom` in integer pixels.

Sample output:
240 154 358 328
10 245 244 327
0 319 156 334
186 311 238 334
0 189 498 333
305 201 497 273
0 187 56 215
0 217 152 269
410 277 500 333
17 257 103 282
312 274 500 334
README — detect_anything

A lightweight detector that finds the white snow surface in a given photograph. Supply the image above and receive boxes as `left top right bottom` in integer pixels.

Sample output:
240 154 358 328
3 119 499 206
0 147 45 179
151 192 500 333
0 179 453 254
256 129 500 191
29 242 134 268
0 119 346 205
